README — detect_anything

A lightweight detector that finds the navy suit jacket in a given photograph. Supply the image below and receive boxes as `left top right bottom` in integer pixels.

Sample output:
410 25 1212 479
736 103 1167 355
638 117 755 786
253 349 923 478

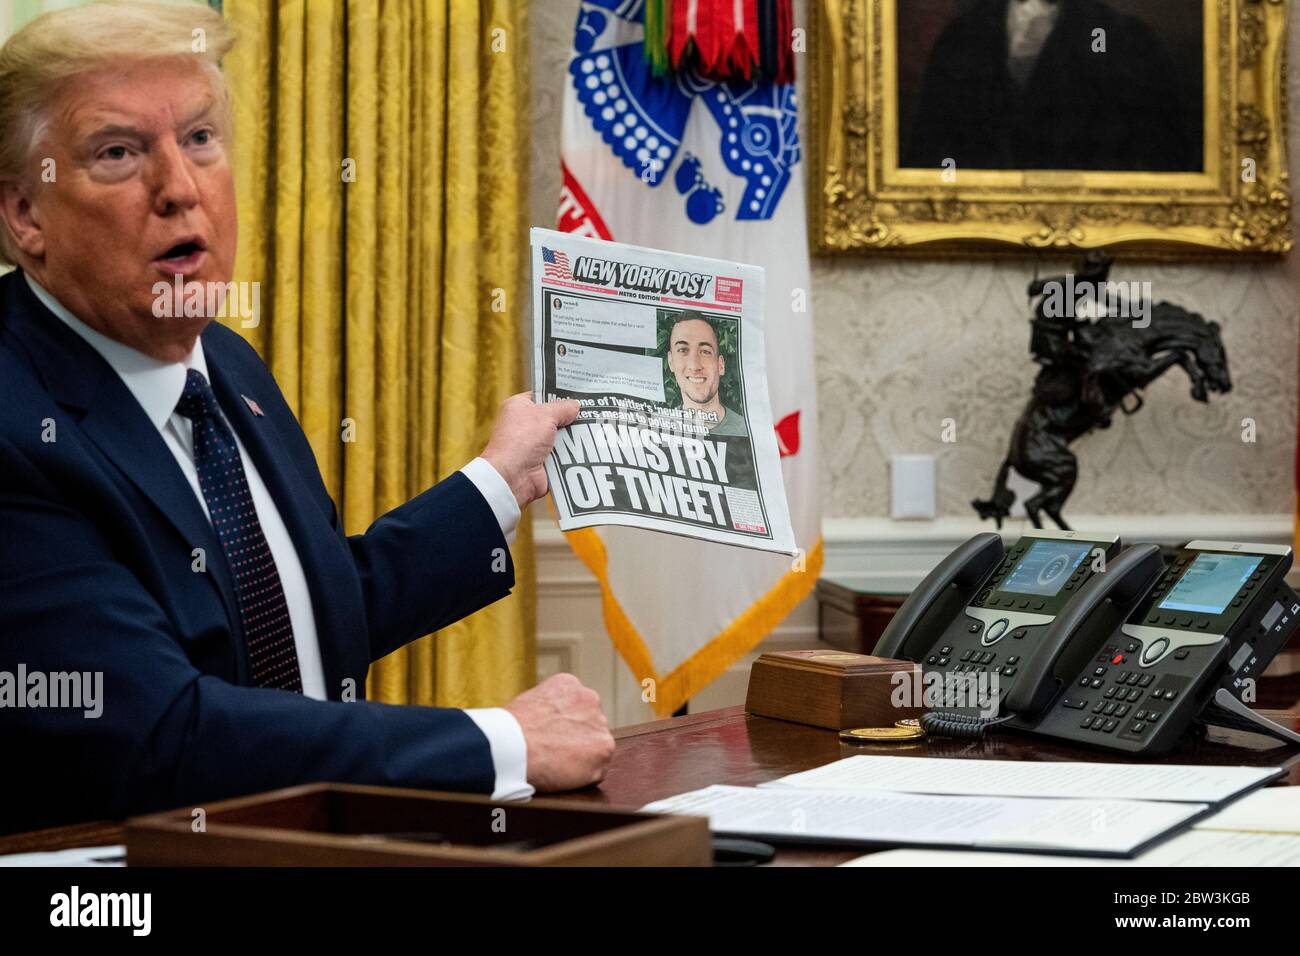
0 270 515 833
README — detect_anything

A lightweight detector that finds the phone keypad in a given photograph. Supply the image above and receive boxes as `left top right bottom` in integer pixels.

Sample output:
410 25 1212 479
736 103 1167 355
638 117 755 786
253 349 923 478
924 645 955 667
920 623 1035 711
1060 643 1192 740
1061 646 1152 734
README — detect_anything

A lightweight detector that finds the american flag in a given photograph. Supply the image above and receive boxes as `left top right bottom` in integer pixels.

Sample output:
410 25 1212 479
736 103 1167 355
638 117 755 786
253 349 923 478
542 246 571 280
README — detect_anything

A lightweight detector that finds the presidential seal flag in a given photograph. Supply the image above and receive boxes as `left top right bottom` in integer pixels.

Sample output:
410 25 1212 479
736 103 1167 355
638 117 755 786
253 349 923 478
556 0 821 717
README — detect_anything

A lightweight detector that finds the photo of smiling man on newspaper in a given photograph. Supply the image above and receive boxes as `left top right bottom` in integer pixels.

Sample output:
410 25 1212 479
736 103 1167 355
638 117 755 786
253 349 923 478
531 228 794 554
664 310 749 439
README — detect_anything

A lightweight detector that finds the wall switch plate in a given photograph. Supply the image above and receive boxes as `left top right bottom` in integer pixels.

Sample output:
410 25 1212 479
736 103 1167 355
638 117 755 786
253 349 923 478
891 455 936 519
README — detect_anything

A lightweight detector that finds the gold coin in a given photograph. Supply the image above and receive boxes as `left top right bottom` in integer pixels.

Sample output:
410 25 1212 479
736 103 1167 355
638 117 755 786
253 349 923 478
895 718 921 729
839 726 926 742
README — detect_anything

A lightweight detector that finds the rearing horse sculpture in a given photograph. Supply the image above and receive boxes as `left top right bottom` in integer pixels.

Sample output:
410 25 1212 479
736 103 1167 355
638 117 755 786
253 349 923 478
973 258 1232 530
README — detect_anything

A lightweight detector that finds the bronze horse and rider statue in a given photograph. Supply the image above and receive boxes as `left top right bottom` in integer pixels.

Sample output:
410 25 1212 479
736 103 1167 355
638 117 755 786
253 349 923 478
973 252 1232 530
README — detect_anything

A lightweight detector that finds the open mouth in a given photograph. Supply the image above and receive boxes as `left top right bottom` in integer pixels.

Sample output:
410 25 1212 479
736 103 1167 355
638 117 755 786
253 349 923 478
154 237 208 277
157 239 205 261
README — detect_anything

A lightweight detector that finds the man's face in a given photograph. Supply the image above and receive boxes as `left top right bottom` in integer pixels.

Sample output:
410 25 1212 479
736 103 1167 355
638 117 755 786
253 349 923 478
667 318 724 407
4 56 237 360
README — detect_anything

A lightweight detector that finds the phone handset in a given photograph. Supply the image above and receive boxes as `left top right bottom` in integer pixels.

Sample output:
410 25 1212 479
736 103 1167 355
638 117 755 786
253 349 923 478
1005 544 1165 717
873 532 1004 660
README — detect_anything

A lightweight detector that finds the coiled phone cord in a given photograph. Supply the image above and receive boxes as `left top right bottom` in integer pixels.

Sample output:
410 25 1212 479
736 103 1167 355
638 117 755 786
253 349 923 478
920 710 1016 740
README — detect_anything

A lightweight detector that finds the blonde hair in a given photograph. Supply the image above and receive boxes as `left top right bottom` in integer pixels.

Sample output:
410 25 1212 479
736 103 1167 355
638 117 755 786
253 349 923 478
0 0 236 266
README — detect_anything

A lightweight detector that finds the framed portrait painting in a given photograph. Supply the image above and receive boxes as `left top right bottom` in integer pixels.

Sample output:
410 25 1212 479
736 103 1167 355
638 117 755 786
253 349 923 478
808 0 1292 256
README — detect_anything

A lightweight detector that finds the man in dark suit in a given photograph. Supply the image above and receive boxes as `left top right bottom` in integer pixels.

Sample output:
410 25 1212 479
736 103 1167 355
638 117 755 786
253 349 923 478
0 2 613 834
903 0 1194 172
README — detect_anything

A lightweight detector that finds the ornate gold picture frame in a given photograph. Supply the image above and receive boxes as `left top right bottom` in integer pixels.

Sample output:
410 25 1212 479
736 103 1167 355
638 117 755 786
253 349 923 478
808 0 1292 256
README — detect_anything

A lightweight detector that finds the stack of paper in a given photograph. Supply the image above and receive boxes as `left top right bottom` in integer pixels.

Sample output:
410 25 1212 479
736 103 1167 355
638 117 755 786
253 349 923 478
1192 786 1300 834
763 755 1283 803
843 787 1300 867
642 756 1286 859
842 830 1300 867
642 785 1207 857
0 845 125 867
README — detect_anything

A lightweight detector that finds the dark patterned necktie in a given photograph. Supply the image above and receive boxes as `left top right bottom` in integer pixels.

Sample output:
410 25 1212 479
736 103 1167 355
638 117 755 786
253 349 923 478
176 369 303 691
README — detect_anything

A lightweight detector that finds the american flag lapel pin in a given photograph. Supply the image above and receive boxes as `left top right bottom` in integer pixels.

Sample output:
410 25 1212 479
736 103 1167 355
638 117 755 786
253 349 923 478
242 394 265 417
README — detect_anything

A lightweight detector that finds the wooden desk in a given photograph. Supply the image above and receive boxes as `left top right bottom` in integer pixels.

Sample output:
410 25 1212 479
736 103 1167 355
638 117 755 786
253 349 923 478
0 819 125 858
4 706 1299 865
575 705 1300 866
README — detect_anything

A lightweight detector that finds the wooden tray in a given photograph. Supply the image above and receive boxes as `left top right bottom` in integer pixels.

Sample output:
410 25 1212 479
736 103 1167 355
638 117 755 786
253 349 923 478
125 783 710 866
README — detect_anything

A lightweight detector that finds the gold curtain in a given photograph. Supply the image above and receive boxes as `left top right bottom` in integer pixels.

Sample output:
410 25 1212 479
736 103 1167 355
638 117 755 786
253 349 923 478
222 0 535 708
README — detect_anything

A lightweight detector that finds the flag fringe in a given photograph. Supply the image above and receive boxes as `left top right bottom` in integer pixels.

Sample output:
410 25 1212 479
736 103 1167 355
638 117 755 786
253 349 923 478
562 527 825 718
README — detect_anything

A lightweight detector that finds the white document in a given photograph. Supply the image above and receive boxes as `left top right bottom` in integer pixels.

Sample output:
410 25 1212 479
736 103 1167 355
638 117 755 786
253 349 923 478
0 845 125 867
1193 786 1300 834
842 830 1300 867
643 785 1206 857
764 756 1283 804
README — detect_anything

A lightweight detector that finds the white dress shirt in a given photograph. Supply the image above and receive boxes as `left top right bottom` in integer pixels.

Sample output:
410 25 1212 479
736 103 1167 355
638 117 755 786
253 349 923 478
26 273 533 800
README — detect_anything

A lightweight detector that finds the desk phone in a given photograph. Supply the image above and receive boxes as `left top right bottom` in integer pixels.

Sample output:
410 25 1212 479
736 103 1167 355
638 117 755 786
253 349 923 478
876 534 1300 754
874 529 1128 714
1008 540 1300 753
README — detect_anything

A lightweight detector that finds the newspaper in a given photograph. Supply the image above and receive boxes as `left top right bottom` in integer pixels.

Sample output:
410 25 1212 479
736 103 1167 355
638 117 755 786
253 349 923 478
530 228 795 554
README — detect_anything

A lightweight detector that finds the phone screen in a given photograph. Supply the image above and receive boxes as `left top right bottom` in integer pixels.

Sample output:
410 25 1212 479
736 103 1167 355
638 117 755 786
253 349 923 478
1159 553 1262 615
998 539 1092 597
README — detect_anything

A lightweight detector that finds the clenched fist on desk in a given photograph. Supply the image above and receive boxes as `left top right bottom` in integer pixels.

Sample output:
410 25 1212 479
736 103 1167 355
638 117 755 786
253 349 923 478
506 674 616 792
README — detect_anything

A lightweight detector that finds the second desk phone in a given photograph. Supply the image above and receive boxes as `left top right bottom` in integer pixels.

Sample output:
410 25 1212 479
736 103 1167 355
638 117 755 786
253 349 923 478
874 532 1300 754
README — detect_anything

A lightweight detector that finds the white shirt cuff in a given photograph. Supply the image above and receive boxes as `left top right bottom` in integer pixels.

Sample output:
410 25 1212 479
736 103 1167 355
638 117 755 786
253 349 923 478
460 457 521 545
464 707 534 801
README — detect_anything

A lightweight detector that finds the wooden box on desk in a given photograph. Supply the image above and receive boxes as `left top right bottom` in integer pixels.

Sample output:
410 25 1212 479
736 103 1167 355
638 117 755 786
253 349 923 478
746 649 924 730
125 783 710 867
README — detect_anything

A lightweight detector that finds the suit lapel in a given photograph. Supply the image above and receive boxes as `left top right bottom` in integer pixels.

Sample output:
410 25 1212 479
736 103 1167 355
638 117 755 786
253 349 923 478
2 276 242 634
4 271 365 697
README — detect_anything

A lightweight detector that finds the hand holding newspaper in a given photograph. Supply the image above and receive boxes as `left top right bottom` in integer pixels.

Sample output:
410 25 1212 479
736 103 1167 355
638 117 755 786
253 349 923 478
531 228 795 553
